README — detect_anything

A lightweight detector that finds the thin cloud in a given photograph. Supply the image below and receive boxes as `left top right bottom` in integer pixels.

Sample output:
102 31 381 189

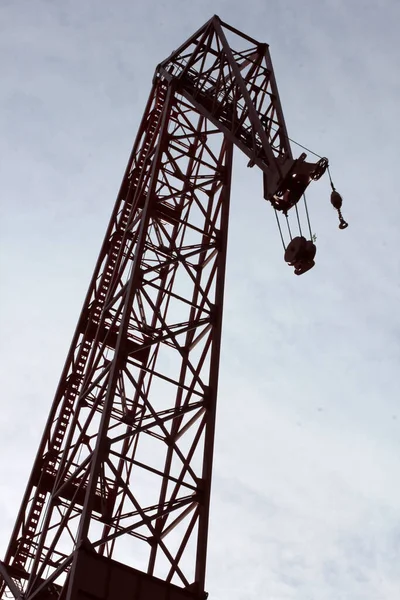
0 1 399 599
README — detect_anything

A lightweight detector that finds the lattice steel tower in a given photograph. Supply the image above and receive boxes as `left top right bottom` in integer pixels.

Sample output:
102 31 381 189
0 15 344 600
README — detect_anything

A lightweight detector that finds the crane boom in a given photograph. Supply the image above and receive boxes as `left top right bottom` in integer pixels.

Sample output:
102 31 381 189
0 15 334 600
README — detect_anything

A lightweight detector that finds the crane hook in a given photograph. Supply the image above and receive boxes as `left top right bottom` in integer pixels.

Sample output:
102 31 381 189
330 184 348 230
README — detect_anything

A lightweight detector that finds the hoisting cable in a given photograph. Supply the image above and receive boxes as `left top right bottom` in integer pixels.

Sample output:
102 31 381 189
269 125 324 160
286 136 323 160
285 214 293 241
327 165 334 187
274 208 286 249
303 193 313 239
294 203 303 237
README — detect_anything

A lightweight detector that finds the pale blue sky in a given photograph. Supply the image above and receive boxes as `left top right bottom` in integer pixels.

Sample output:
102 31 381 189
1 1 399 599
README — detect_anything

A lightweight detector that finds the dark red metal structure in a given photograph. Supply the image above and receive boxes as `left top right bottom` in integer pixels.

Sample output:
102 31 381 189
0 16 333 600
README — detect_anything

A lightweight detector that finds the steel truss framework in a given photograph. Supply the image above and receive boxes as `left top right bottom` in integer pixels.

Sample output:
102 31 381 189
1 15 322 600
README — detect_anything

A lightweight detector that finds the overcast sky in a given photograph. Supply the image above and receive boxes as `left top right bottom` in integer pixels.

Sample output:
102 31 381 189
1 1 400 599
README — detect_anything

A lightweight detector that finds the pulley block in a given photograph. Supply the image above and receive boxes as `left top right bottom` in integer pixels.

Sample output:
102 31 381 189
284 236 317 275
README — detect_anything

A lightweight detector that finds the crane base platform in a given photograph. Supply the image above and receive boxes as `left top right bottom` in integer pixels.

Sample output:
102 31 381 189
64 547 204 600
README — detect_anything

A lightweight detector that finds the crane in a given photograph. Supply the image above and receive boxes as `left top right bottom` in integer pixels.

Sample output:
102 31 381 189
0 15 347 600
